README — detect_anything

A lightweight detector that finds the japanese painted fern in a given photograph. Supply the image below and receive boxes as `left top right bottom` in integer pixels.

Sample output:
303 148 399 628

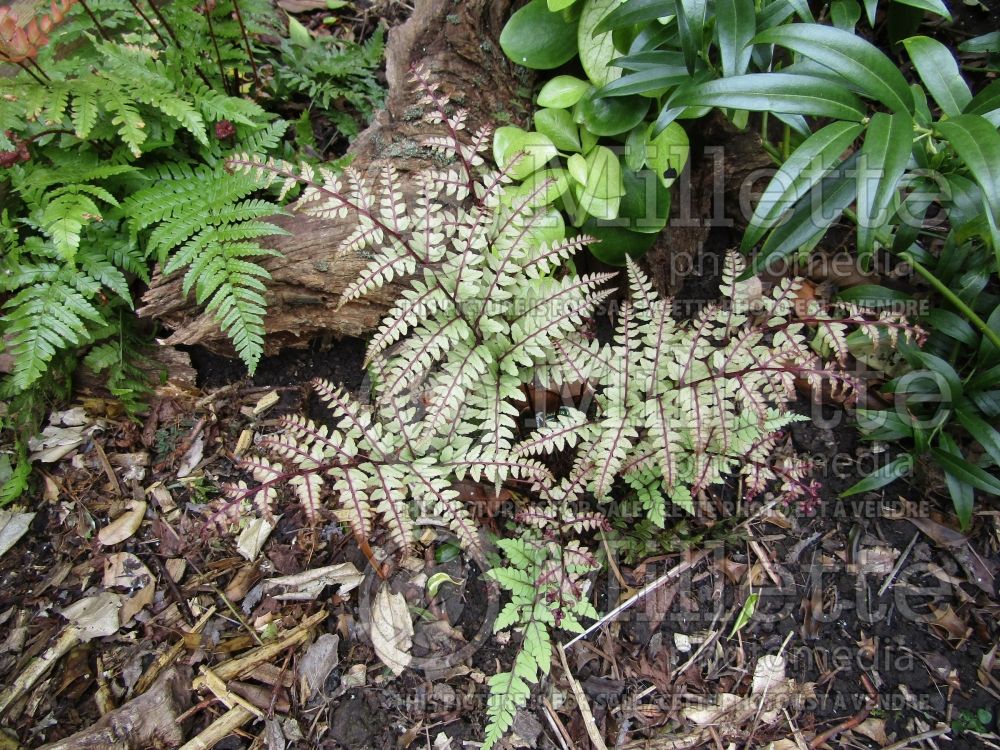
228 68 912 749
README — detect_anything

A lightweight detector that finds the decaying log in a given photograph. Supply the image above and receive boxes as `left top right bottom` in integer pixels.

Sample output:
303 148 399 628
138 0 529 355
37 666 192 750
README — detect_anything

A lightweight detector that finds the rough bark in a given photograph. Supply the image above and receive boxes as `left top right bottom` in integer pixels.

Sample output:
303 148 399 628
138 0 529 355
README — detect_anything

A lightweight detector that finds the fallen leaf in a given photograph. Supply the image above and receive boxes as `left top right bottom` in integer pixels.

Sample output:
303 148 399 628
103 553 153 589
752 655 786 694
261 563 363 601
370 583 413 676
928 604 971 642
61 593 122 641
854 717 888 745
97 499 146 545
237 517 275 561
0 511 34 560
342 663 366 689
298 633 340 700
176 435 204 478
165 558 186 582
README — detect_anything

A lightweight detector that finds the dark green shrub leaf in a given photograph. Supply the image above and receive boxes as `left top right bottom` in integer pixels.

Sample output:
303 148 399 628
902 36 971 117
500 0 580 70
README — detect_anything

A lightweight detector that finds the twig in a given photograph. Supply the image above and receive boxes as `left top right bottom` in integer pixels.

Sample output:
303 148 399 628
808 674 878 749
78 0 111 40
0 626 81 715
541 696 574 750
231 0 261 89
565 550 707 648
877 531 919 597
177 705 255 750
558 643 609 750
881 726 952 750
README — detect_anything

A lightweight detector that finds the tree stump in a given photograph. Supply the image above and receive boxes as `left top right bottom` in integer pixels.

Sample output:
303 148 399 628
138 0 530 356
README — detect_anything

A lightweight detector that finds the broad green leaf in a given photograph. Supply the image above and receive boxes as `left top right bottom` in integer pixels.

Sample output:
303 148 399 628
583 145 625 199
580 88 649 135
287 15 313 46
716 0 755 77
742 121 863 251
965 79 1000 127
625 125 647 170
937 434 974 531
504 168 571 207
670 73 866 121
754 24 913 114
500 0 580 69
537 76 592 109
786 0 814 21
676 0 707 74
549 0 579 9
857 111 912 258
568 153 589 185
535 108 582 151
614 50 686 71
594 0 676 32
894 0 950 19
742 154 858 279
493 127 558 180
959 31 1000 54
645 120 689 188
902 36 971 117
841 454 913 496
936 115 1000 243
830 0 861 30
932 446 1000 495
617 167 672 232
579 0 627 88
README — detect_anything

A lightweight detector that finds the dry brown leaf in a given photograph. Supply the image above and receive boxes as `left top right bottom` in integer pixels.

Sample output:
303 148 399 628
370 583 413 677
853 718 888 745
97 499 146 546
752 655 786 694
237 517 275 561
0 511 34 560
61 592 122 641
928 604 971 643
261 563 363 601
102 552 153 589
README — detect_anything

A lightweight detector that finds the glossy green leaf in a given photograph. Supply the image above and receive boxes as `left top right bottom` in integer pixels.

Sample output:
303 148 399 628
909 349 963 400
493 126 558 180
841 454 913 496
676 0 707 74
581 219 659 264
754 24 913 114
500 0 580 69
835 284 911 306
535 108 582 151
924 309 977 347
936 115 1000 239
537 76 591 109
583 145 625 199
670 73 866 121
862 0 877 25
617 167 671 232
932 447 1000 495
548 0 580 9
742 154 858 279
568 153 589 185
937 434 974 531
902 36 971 117
645 120 689 188
505 168 571 207
830 0 861 30
959 31 1000 54
730 592 759 636
894 0 950 19
742 121 862 251
857 111 912 258
594 0 675 33
579 0 626 88
965 79 1000 127
625 125 647 170
580 89 649 136
716 0 755 77
599 65 691 97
